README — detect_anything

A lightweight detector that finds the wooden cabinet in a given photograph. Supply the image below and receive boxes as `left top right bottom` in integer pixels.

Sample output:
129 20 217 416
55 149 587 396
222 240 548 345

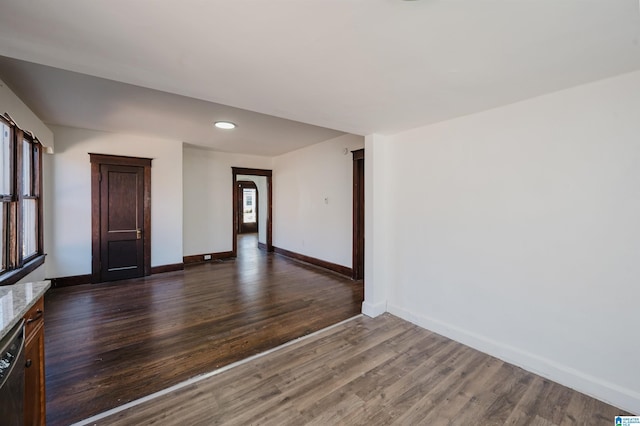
23 296 46 426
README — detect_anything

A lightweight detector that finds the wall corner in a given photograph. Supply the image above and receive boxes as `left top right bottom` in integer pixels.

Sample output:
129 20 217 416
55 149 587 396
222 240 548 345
362 133 392 317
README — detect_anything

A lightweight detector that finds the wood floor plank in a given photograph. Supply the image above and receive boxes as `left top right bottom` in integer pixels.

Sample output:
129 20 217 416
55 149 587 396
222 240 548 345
503 376 549 425
361 340 473 421
559 391 621 426
293 329 427 420
45 234 363 425
391 351 502 425
533 379 576 424
530 415 557 426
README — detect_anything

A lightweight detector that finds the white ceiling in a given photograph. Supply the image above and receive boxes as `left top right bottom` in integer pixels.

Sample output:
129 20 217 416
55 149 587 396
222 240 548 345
0 57 344 156
0 0 639 154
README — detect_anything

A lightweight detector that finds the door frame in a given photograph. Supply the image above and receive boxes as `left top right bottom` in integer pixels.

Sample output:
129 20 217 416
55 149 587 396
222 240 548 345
231 167 273 257
90 154 152 283
236 180 259 234
352 149 364 280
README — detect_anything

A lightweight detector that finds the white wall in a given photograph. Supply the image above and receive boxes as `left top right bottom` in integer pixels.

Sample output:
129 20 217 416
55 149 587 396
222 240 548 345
182 146 272 256
46 126 183 278
362 134 392 317
16 265 47 284
378 70 640 413
0 77 53 149
273 133 364 267
237 174 267 245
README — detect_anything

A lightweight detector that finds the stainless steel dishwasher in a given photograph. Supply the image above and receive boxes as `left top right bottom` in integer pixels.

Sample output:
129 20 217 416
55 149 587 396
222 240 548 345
0 320 25 426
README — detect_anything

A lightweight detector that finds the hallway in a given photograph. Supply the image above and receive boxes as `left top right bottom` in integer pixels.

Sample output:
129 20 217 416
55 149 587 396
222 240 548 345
236 232 261 259
44 238 363 425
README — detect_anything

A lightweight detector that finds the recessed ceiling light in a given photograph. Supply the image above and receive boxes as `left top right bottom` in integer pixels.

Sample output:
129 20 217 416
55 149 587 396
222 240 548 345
214 121 236 130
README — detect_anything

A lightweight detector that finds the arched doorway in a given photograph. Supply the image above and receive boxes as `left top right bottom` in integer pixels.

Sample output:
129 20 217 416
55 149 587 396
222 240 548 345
231 167 273 257
236 180 258 234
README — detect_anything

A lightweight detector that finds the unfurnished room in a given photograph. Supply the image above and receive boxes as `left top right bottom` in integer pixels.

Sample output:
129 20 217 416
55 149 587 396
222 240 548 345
0 1 639 425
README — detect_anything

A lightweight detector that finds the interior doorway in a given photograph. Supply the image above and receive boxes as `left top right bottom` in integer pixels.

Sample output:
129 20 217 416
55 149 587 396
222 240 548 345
236 181 258 234
231 167 273 257
90 154 152 283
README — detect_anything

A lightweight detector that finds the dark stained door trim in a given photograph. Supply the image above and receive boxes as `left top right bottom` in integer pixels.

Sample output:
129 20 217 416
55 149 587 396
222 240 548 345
90 154 152 283
352 149 364 280
231 167 273 257
236 180 259 234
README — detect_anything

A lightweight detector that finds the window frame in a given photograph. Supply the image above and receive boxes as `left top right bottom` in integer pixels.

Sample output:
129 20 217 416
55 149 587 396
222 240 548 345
1 116 15 199
21 135 41 262
0 114 45 285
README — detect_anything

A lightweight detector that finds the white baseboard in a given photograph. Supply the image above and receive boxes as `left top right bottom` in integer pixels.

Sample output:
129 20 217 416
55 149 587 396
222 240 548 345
362 300 387 318
387 303 640 415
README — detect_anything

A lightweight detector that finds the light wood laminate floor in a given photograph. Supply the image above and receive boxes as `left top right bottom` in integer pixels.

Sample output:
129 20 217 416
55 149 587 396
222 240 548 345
93 314 630 426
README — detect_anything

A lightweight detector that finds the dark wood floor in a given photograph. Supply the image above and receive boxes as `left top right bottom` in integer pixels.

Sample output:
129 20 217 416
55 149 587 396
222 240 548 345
44 234 363 425
95 314 630 426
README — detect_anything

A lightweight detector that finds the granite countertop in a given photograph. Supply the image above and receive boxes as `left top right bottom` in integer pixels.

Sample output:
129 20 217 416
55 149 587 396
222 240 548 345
0 281 51 339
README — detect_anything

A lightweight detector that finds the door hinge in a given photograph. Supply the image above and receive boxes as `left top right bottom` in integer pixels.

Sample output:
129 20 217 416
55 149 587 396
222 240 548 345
99 172 102 182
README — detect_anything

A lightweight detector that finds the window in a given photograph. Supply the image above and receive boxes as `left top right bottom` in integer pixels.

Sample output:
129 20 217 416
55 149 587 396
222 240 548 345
0 205 5 273
1 121 10 194
0 114 44 284
22 138 39 260
0 119 12 274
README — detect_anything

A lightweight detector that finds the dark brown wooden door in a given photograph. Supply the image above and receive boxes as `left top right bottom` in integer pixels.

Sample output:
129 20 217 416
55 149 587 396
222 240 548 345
99 164 145 281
